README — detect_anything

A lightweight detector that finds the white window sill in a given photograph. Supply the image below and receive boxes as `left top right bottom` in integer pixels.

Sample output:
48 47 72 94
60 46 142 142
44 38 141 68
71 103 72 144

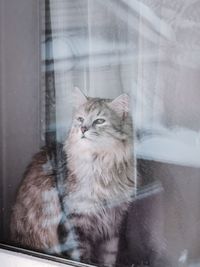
0 248 67 267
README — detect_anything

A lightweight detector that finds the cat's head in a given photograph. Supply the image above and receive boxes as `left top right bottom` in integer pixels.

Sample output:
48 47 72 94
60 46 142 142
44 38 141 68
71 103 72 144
67 87 132 153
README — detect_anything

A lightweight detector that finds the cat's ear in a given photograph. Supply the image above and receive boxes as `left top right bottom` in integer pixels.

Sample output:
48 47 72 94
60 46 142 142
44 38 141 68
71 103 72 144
72 87 87 108
108 94 129 117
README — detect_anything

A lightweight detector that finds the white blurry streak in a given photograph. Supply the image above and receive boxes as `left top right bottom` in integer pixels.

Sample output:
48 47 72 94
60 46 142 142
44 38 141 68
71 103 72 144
135 181 163 201
42 37 167 72
96 0 164 45
121 0 175 41
137 127 200 168
179 249 188 264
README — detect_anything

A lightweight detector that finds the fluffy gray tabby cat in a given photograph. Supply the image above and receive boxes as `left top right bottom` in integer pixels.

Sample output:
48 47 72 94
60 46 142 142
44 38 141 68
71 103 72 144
10 88 135 266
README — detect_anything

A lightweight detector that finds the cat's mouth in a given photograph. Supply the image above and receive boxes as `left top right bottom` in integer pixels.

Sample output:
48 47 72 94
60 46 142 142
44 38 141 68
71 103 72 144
81 134 91 141
81 134 88 139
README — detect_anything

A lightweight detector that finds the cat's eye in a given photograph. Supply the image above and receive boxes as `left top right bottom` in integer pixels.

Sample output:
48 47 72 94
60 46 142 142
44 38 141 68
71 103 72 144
77 117 84 123
94 118 105 125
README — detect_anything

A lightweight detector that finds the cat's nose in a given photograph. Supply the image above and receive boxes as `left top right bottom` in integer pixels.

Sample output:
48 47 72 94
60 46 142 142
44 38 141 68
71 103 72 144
81 126 88 134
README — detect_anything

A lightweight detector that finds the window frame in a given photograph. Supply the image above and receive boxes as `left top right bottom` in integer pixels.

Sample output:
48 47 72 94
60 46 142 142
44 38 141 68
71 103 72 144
0 244 94 267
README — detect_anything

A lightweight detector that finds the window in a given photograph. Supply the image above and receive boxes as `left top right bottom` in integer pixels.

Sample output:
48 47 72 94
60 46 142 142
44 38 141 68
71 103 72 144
1 0 200 267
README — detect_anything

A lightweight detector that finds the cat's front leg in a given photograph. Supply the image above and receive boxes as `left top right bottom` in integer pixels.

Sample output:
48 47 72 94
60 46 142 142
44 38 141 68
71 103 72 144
99 236 119 267
58 220 92 264
73 226 93 264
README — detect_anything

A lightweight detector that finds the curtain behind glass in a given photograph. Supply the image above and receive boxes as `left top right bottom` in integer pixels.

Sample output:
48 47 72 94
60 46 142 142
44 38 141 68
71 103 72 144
43 1 200 266
43 0 139 142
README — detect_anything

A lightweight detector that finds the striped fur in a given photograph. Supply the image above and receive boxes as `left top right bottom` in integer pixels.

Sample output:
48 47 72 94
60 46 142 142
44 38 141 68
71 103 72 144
10 89 135 266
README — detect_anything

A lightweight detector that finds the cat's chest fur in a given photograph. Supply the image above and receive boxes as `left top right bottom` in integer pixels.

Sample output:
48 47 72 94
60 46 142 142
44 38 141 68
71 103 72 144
65 156 130 239
65 151 133 215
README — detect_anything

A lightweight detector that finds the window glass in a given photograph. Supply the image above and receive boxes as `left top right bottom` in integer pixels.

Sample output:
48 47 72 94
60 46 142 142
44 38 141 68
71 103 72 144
1 1 200 267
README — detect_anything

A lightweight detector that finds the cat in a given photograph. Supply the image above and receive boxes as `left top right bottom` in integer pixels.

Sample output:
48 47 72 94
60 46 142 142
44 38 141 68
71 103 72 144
10 87 136 267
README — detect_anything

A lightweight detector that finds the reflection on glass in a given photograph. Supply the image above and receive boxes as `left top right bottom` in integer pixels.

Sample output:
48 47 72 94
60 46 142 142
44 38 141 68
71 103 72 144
1 0 200 267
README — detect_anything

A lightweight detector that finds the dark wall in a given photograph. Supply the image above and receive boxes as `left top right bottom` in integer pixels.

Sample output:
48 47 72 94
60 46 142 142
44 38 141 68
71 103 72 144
0 0 41 240
124 161 200 266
